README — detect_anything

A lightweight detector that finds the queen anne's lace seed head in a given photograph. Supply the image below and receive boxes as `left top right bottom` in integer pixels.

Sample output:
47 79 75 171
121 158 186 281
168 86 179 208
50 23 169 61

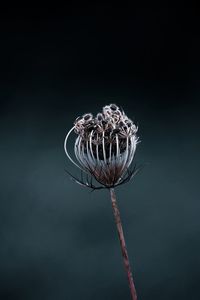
64 104 139 189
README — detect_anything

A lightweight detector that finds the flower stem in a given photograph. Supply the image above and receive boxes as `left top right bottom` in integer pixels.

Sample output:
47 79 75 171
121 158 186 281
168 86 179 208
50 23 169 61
110 188 137 300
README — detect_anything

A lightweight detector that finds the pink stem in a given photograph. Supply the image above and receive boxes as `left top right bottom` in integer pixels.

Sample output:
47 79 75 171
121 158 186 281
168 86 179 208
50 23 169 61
110 188 137 300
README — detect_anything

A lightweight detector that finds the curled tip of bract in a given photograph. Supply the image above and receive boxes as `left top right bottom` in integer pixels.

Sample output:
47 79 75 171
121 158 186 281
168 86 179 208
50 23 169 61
74 104 137 137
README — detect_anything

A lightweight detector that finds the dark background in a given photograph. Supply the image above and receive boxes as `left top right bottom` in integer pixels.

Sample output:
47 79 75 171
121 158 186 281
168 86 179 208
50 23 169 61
0 4 200 300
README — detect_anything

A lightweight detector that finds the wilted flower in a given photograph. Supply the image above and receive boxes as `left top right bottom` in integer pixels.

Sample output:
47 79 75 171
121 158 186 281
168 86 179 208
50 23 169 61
64 104 139 189
64 104 140 300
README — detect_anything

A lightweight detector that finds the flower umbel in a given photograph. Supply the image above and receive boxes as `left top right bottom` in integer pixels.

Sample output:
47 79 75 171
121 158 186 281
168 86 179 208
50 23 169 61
64 104 139 189
64 104 140 300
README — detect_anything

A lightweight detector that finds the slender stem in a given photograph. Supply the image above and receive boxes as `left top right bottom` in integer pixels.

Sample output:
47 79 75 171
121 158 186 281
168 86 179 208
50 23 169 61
110 188 137 300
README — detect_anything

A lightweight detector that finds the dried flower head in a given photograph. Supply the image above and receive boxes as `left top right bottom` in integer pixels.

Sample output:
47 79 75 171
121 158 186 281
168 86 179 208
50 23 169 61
64 104 139 189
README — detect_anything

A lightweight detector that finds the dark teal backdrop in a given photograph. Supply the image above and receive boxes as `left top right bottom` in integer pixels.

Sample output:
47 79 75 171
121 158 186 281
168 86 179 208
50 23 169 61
0 5 199 300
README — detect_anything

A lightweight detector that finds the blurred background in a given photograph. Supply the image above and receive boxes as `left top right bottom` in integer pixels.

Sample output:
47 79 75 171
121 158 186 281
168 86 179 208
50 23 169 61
0 4 199 300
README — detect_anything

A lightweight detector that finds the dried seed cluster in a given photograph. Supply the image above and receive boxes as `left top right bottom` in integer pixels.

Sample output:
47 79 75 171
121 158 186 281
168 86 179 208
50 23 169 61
74 104 137 145
64 104 138 188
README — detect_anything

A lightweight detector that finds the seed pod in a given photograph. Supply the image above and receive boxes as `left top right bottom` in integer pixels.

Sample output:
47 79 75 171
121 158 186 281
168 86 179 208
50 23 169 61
64 104 139 188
